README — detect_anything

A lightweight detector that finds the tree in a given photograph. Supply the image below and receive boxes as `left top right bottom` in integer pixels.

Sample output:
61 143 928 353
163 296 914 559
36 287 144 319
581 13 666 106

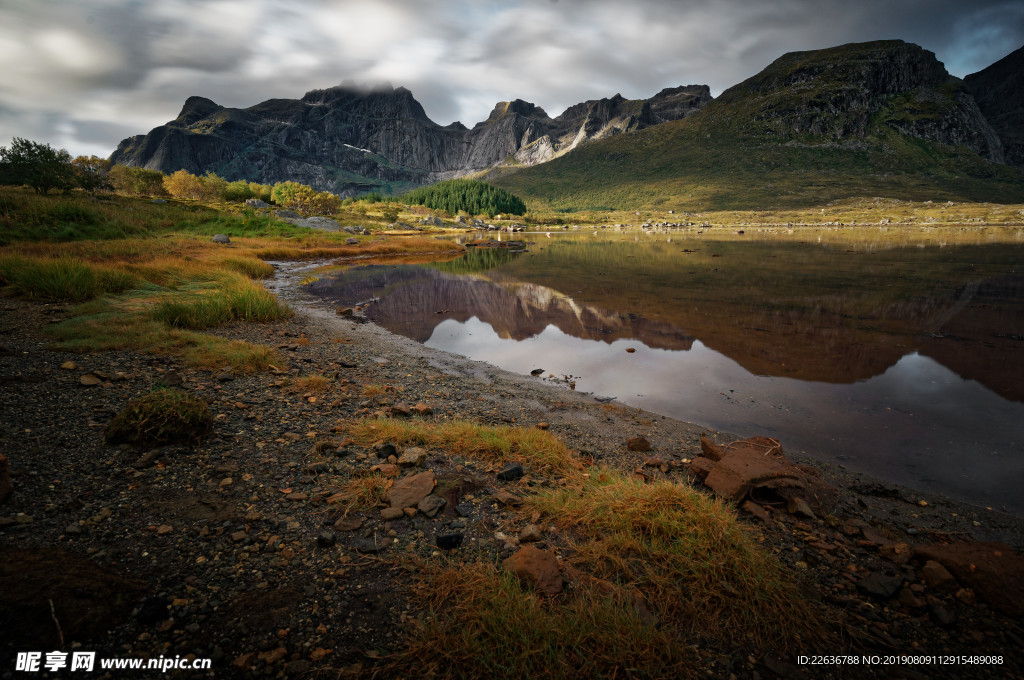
0 137 75 195
108 165 166 196
163 169 205 200
71 155 112 194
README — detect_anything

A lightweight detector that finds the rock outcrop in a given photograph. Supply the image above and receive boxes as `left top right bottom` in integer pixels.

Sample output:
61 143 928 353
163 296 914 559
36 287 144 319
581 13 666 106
711 40 1004 163
964 44 1024 167
109 84 711 196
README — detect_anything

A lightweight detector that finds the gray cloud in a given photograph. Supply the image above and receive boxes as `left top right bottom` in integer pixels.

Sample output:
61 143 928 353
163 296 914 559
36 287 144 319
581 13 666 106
1 0 1021 158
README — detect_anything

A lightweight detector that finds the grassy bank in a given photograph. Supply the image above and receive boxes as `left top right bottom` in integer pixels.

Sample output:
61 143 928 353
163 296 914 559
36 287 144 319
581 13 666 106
0 187 460 371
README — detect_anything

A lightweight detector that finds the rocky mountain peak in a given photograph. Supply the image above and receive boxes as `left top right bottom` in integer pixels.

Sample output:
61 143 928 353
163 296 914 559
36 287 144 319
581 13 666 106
964 44 1024 167
174 96 223 126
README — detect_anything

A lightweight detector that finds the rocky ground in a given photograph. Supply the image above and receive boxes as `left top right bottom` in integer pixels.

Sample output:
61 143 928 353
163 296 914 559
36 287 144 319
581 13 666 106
1 267 1023 680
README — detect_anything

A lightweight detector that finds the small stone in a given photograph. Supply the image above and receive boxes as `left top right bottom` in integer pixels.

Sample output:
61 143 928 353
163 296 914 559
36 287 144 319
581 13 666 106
857 572 903 599
741 500 771 523
156 524 173 535
216 371 234 382
786 497 817 519
403 507 417 518
286 492 308 501
436 533 464 550
626 436 651 451
497 462 524 481
133 450 161 469
898 587 924 608
380 507 405 521
211 234 230 244
305 461 331 473
456 503 473 517
492 490 524 506
231 530 247 542
391 403 412 417
60 361 77 370
64 524 82 535
371 463 401 478
376 442 399 458
397 447 427 467
336 307 353 316
625 347 636 353
316 531 337 548
418 495 446 518
334 517 363 531
413 402 432 416
536 422 549 430
519 524 543 543
354 537 387 554
921 560 958 592
219 477 233 488
79 374 102 386
388 470 435 509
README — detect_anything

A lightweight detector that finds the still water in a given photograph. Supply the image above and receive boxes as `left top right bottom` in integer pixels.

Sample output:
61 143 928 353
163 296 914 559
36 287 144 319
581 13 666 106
309 230 1024 514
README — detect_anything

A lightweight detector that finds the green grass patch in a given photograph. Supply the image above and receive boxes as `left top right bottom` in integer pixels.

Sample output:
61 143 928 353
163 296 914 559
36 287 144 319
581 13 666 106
0 255 139 302
104 388 212 447
526 468 825 652
346 418 581 475
152 278 291 329
384 561 694 680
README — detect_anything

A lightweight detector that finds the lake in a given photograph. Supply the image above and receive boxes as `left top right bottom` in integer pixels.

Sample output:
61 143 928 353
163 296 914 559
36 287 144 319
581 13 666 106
307 228 1024 514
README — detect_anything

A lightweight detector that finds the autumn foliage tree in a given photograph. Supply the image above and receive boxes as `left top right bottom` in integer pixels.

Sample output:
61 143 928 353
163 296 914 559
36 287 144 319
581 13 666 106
108 165 167 197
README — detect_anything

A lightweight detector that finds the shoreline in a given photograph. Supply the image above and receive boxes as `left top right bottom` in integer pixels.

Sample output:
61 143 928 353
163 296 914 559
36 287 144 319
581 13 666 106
2 266 1023 677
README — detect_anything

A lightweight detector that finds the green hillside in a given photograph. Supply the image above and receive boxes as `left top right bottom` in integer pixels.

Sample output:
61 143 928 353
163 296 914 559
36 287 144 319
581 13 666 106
490 41 1024 211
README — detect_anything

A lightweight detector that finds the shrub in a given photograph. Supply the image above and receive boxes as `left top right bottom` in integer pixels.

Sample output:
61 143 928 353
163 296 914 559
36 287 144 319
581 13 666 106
104 388 212 447
108 165 166 197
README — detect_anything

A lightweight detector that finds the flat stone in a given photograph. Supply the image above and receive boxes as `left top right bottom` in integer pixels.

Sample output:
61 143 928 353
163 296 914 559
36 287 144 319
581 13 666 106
417 494 446 518
503 545 563 595
413 403 432 416
60 361 77 370
740 500 771 523
79 374 102 386
333 517 363 531
497 462 524 481
132 450 161 469
316 531 336 548
391 403 412 417
371 463 401 478
388 471 435 509
626 436 652 451
491 491 523 506
786 497 816 519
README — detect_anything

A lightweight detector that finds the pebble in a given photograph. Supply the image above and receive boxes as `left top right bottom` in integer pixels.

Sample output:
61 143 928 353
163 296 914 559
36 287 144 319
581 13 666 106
436 533 464 550
497 462 524 481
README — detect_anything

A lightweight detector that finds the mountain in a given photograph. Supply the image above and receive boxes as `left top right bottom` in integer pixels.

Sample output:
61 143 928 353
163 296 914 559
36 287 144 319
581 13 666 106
108 84 711 196
964 45 1024 168
491 40 1024 210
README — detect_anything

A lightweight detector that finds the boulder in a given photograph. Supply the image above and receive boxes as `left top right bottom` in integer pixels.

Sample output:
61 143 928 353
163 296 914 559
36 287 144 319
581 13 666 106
504 545 563 595
274 209 302 220
626 436 651 451
211 234 231 244
691 436 837 514
295 216 340 231
244 198 269 208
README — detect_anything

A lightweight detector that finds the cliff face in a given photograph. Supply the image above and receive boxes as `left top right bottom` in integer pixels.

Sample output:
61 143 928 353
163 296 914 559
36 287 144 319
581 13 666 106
710 40 1004 163
964 45 1024 167
109 84 710 196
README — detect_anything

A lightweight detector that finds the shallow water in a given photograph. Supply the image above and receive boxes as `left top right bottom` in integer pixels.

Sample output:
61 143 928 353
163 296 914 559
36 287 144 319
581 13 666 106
308 230 1024 514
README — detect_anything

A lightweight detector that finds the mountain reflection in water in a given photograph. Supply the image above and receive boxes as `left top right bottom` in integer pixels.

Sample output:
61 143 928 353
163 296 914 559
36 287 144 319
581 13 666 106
308 235 1024 514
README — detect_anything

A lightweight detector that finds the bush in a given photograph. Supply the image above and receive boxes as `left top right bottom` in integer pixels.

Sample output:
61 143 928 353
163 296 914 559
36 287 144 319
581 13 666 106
104 388 212 447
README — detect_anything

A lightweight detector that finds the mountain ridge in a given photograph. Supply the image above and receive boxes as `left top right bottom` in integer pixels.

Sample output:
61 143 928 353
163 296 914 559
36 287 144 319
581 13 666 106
109 84 711 197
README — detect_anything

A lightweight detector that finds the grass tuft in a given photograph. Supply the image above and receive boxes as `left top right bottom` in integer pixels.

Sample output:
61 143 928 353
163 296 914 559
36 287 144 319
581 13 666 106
0 255 139 302
104 388 212 447
347 418 581 475
381 561 695 680
325 473 392 516
526 467 825 651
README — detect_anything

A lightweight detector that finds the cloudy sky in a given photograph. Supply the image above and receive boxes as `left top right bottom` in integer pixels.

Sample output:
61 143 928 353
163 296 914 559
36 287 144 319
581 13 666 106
1 0 1022 158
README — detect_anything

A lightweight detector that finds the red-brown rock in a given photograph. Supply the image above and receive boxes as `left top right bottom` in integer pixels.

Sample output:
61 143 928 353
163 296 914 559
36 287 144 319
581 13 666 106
503 545 563 595
388 471 435 509
626 436 652 451
692 436 837 514
915 542 1024 617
